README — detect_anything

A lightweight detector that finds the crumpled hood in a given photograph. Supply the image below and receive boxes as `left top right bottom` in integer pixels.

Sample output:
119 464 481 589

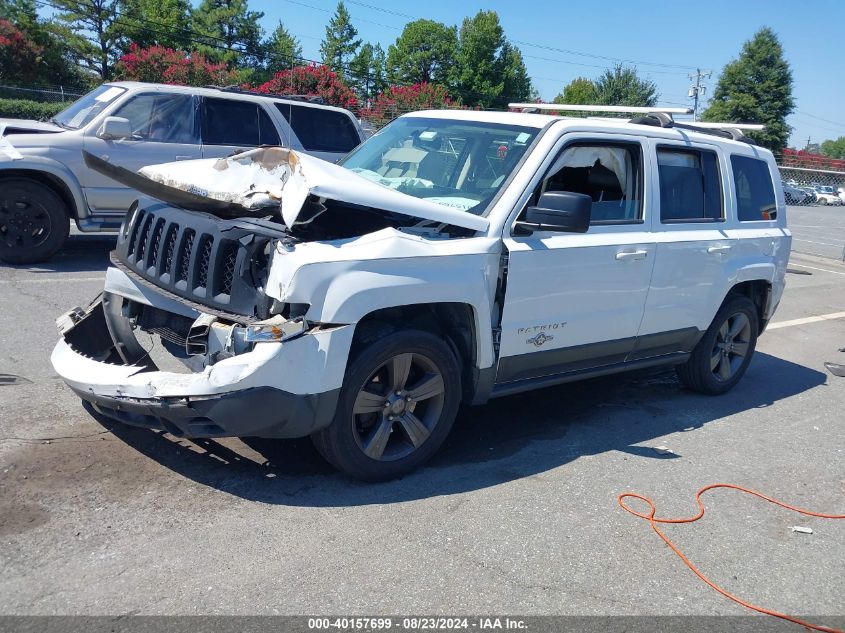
138 147 489 233
0 119 64 135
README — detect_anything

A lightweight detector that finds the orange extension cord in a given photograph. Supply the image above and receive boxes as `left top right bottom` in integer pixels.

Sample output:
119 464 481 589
618 484 845 633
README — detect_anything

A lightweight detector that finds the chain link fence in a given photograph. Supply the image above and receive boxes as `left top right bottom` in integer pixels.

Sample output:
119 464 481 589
776 164 845 261
776 164 845 207
0 84 87 103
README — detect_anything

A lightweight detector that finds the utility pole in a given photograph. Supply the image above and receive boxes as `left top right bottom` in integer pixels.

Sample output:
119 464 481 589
688 68 712 121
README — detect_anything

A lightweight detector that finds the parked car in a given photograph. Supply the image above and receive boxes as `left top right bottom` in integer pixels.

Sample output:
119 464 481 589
838 187 845 204
812 186 842 205
783 182 809 205
0 82 366 264
51 109 791 480
800 187 818 204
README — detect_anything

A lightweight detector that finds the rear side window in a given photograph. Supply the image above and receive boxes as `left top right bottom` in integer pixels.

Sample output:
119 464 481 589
731 156 777 221
657 147 722 222
275 103 360 153
202 98 280 146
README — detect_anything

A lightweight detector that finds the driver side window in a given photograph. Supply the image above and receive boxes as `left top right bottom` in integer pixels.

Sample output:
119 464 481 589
527 142 643 224
111 94 197 144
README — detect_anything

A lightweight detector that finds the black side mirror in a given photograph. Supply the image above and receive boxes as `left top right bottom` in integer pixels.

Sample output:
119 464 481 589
518 191 592 234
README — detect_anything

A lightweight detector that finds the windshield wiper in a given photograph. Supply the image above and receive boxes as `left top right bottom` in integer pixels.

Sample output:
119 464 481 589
49 118 71 130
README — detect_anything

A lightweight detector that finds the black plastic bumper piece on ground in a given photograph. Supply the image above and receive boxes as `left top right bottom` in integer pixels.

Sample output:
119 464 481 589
73 385 340 439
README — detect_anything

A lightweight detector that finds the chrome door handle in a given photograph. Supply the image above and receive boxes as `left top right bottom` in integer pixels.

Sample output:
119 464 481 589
615 250 648 261
707 245 732 254
175 155 192 161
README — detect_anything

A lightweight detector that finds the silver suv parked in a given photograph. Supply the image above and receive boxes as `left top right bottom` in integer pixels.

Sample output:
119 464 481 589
0 81 365 264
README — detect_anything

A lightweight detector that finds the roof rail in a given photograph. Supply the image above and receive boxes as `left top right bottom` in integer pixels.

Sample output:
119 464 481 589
629 114 763 143
508 103 693 115
204 85 326 104
507 102 763 144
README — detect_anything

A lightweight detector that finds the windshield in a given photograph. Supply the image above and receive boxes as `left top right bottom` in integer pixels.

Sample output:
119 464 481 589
52 85 126 130
339 117 540 216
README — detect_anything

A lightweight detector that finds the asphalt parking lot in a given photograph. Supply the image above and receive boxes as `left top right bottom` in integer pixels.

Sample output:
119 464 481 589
0 233 843 625
788 204 845 260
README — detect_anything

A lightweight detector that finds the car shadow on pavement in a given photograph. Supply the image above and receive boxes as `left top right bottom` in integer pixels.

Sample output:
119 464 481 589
90 351 826 506
8 234 116 274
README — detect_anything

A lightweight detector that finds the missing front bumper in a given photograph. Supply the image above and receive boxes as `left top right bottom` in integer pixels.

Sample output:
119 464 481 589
53 294 352 439
76 384 339 438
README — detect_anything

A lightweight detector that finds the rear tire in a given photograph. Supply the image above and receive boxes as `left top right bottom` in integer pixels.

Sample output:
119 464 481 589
0 178 70 264
312 329 461 481
676 295 759 395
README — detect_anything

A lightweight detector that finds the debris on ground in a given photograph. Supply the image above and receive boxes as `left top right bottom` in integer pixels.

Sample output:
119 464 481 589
791 526 813 534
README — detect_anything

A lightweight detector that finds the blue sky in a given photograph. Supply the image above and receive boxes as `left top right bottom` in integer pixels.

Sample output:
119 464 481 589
253 0 844 148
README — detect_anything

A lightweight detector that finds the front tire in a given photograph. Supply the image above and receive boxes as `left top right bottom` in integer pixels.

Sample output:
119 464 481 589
312 329 461 481
676 295 759 395
0 178 70 264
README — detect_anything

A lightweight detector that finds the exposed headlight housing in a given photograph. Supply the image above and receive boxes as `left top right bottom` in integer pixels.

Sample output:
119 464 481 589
244 316 308 343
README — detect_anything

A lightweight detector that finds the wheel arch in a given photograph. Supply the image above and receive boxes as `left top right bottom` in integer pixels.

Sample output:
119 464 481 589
351 302 484 404
0 166 83 220
725 279 772 332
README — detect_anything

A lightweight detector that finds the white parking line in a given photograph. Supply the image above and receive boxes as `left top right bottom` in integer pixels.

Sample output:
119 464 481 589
792 238 845 248
768 311 845 330
789 263 845 276
0 276 105 284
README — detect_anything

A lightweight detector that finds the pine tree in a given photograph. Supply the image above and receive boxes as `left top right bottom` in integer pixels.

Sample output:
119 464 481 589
702 28 794 152
349 42 386 102
192 0 264 67
52 0 122 79
265 21 303 74
319 1 360 77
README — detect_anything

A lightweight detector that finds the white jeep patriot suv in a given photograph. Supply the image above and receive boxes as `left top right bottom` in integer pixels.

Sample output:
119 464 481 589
0 81 364 264
51 107 791 480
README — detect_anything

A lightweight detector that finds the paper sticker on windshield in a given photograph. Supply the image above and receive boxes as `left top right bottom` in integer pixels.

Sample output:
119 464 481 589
515 132 531 144
95 87 124 102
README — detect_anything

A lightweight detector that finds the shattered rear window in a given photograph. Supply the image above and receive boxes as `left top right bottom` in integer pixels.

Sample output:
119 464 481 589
339 117 539 216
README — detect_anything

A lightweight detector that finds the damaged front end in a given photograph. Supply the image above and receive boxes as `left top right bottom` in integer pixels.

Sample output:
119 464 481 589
55 145 491 439
52 283 350 438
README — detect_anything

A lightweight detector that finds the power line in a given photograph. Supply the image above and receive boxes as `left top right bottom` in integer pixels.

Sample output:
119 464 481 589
795 110 844 128
346 0 698 71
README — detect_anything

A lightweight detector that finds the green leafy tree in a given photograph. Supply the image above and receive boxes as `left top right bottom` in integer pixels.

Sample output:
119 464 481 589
452 10 503 107
592 64 657 107
117 0 192 52
349 42 386 102
496 40 531 107
52 0 123 80
702 28 794 152
0 0 87 86
0 18 41 84
385 19 457 86
265 21 302 74
192 0 265 67
820 137 845 159
452 10 531 108
553 77 598 105
319 1 360 77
